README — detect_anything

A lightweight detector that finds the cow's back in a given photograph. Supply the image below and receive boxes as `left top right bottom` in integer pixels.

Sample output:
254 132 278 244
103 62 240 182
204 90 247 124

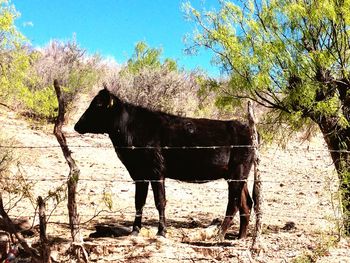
157 115 253 182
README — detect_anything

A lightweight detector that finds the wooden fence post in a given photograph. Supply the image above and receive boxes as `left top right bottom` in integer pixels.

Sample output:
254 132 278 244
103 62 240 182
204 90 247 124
53 80 89 262
38 196 51 262
248 101 264 253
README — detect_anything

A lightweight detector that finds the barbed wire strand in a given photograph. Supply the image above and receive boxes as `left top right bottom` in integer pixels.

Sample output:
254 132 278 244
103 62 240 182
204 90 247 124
0 177 336 184
0 143 349 153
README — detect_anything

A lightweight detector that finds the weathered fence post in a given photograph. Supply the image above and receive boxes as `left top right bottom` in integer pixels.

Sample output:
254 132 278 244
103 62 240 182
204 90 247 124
248 101 264 253
38 196 51 263
53 80 89 262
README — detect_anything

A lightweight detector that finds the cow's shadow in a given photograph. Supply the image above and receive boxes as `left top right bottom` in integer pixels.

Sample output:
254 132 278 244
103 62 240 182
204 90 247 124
88 223 131 238
87 217 241 241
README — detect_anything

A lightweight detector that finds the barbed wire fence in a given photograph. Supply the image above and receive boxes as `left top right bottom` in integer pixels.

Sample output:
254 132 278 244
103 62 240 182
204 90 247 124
0 141 346 261
0 143 344 216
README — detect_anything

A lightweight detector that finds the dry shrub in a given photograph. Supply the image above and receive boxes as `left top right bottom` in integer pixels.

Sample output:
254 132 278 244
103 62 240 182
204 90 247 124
107 66 200 117
22 39 104 121
31 39 103 91
0 136 12 179
105 66 247 120
0 134 35 211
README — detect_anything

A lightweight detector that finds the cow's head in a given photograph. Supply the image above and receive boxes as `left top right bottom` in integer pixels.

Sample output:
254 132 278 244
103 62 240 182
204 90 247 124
74 87 117 134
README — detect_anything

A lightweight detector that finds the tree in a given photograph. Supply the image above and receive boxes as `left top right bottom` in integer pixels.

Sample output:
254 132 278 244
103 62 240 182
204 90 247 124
186 0 350 234
0 0 31 105
0 0 23 55
125 41 177 73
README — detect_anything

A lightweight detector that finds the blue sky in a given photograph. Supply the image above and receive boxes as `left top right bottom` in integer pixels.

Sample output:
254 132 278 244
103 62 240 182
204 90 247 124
12 0 221 75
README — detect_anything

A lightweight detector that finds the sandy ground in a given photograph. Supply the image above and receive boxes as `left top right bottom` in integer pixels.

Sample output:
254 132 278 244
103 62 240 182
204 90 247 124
1 106 350 262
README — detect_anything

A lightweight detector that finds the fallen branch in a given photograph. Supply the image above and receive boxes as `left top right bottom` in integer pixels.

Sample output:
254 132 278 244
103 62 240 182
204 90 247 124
0 102 13 110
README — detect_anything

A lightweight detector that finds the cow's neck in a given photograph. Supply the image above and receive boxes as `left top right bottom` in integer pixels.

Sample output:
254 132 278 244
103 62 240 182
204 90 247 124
109 105 134 148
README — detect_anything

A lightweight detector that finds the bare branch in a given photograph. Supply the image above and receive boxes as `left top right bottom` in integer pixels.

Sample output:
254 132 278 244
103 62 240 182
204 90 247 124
0 194 41 262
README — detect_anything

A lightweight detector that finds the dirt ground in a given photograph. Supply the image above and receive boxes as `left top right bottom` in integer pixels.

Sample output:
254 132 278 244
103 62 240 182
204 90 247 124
1 106 350 262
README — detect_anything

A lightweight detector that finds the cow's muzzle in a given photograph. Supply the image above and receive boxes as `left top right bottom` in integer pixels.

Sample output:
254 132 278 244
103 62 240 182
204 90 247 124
74 121 86 134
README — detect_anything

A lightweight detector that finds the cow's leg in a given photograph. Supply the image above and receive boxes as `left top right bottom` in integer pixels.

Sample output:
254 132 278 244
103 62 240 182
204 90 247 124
238 182 253 239
131 181 149 236
151 180 166 237
219 180 242 240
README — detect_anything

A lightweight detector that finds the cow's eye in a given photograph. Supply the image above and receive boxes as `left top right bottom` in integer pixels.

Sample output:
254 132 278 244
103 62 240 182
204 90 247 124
95 100 104 107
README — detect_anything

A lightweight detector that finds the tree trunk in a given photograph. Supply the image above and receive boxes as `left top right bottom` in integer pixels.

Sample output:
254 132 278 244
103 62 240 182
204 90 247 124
318 119 350 235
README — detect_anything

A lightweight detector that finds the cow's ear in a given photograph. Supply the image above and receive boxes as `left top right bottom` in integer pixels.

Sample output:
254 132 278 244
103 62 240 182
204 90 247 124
103 83 108 91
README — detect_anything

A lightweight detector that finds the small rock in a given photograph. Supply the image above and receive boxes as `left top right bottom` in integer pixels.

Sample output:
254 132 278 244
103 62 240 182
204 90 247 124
282 221 296 231
210 218 221 226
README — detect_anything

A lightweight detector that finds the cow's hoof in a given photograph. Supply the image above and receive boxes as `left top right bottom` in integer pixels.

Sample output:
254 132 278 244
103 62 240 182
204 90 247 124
156 230 166 238
214 231 225 242
130 230 139 236
131 226 140 236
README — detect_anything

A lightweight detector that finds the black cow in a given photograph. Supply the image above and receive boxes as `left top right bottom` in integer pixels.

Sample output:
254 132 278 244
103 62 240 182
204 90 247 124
75 87 255 239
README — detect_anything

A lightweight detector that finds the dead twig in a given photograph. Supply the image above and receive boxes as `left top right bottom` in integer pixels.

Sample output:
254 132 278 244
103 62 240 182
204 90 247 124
0 102 13 111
